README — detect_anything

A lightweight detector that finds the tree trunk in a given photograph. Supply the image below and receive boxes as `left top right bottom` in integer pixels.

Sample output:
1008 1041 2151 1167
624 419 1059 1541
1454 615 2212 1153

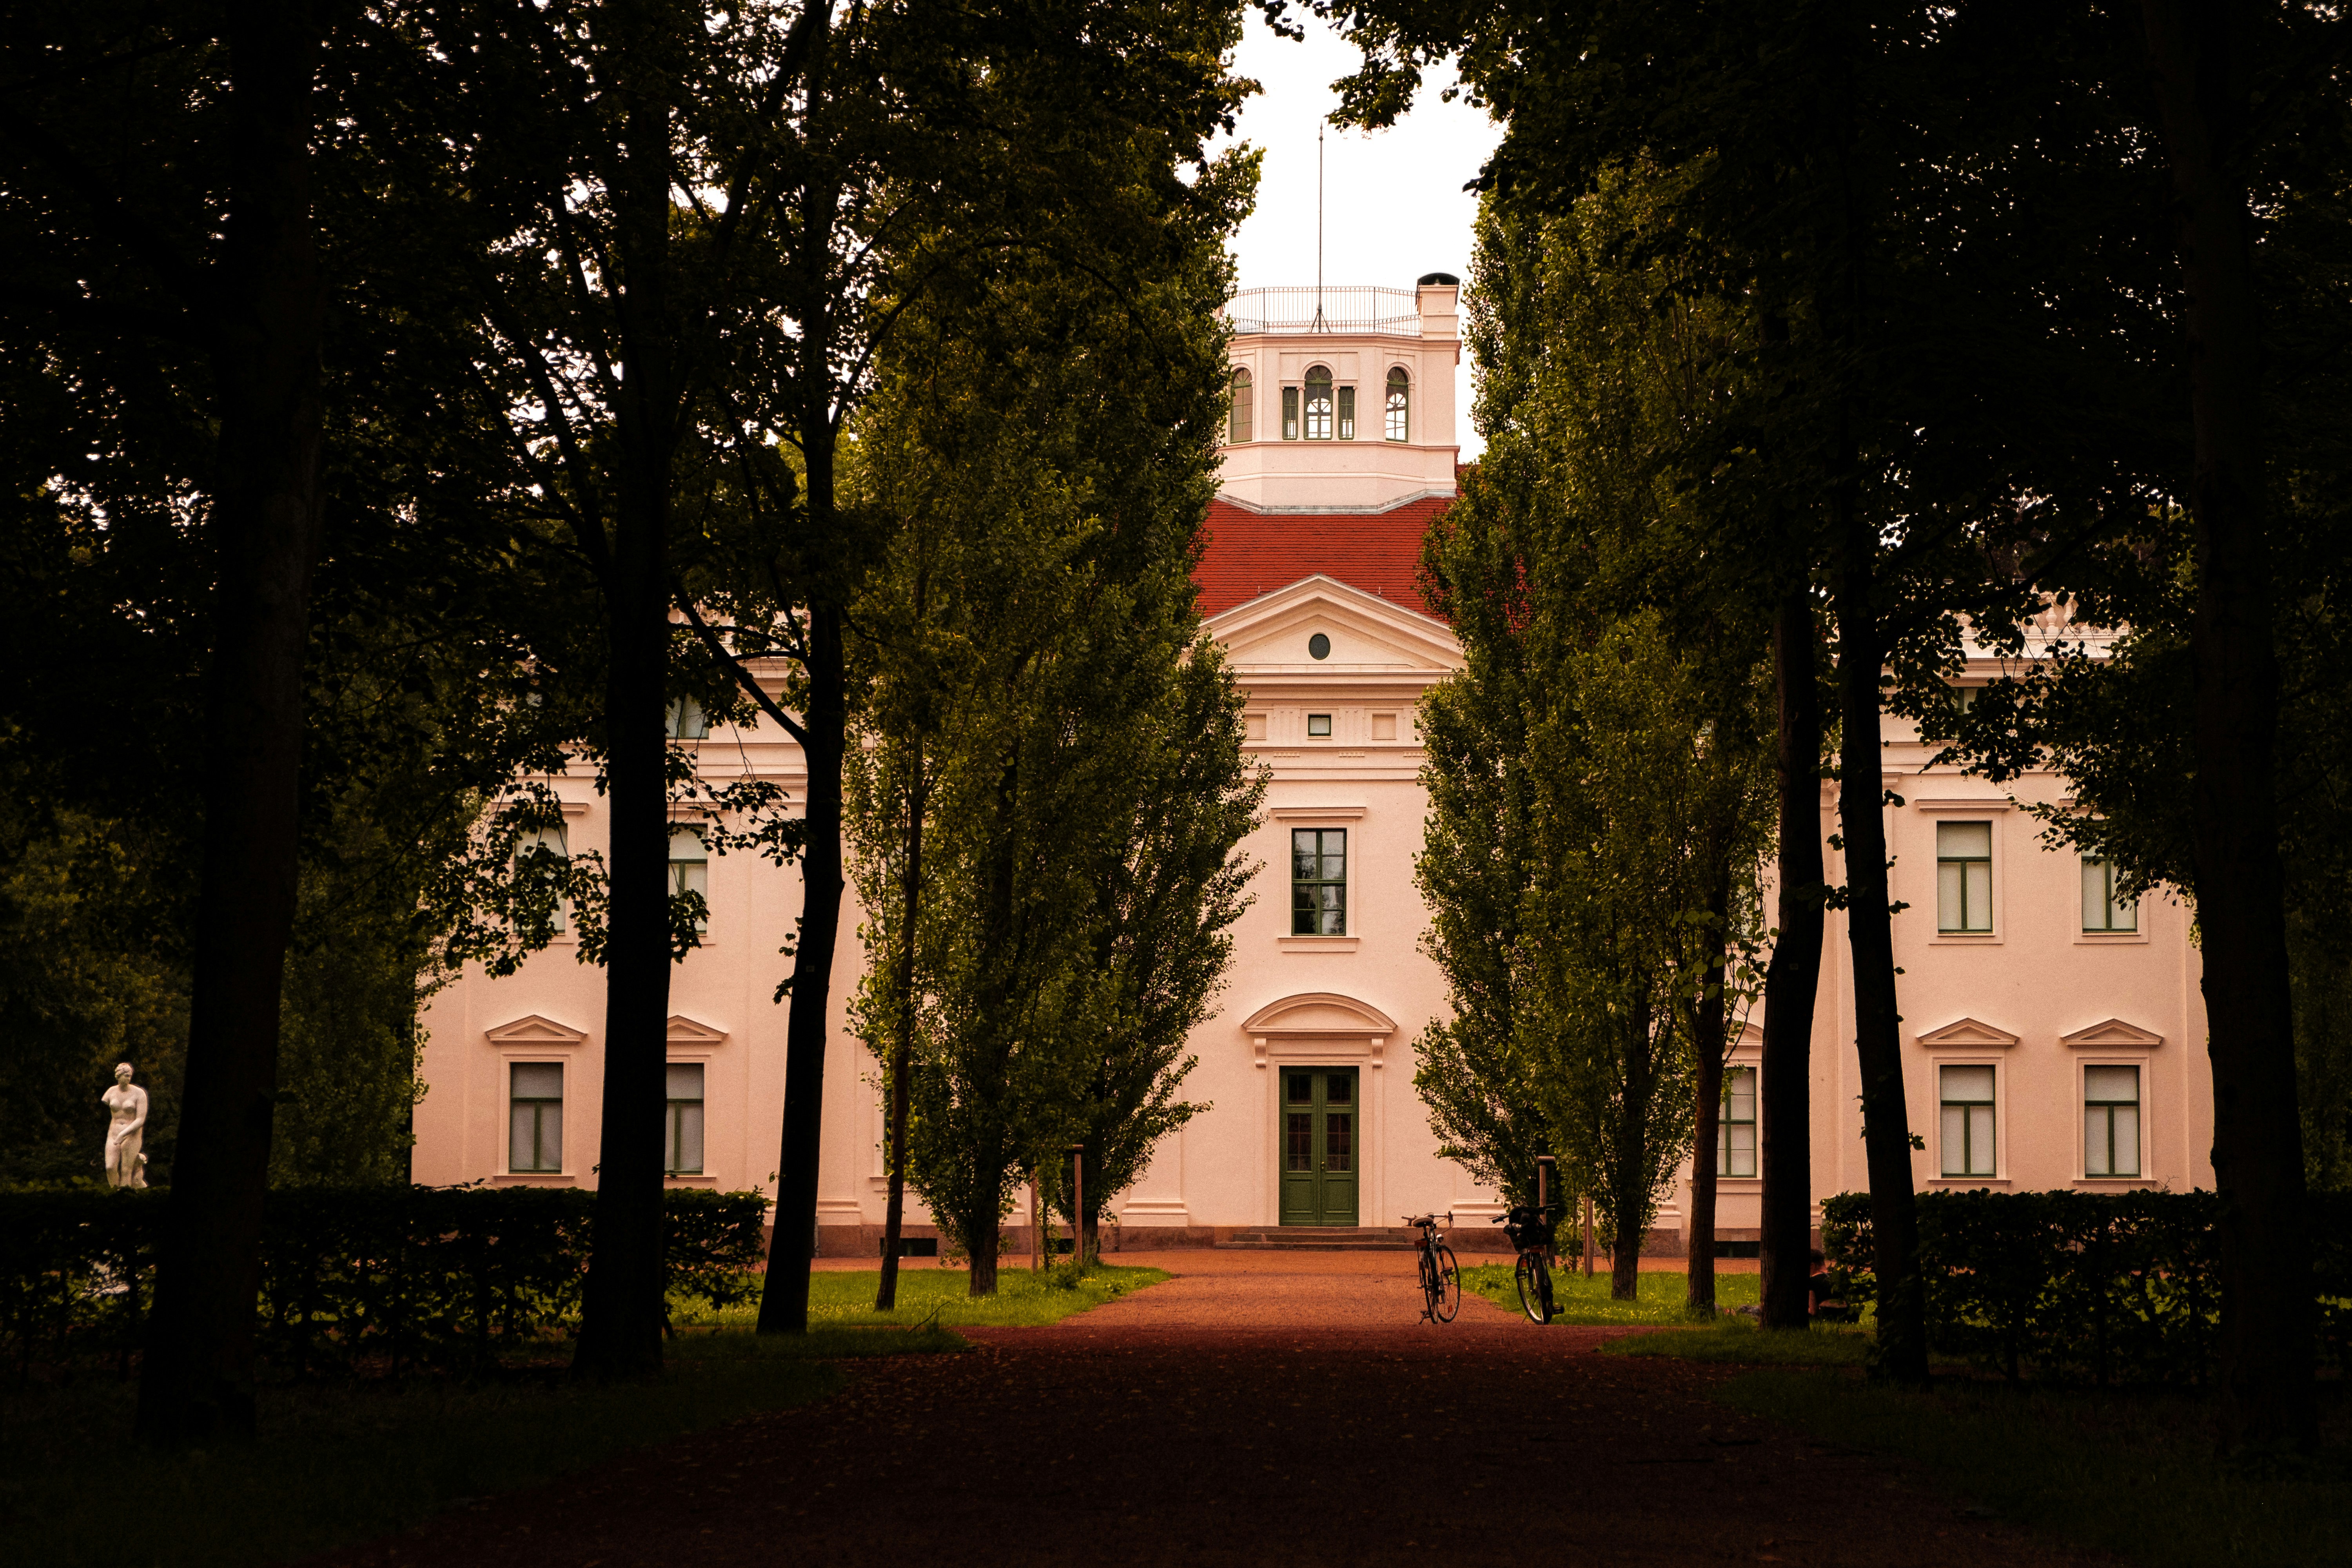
1686 865 1733 1317
2140 0 2314 1452
757 602 846 1332
1609 999 1652 1301
573 73 680 1383
1833 526 1928 1384
134 4 325 1449
875 739 924 1313
1760 591 1826 1330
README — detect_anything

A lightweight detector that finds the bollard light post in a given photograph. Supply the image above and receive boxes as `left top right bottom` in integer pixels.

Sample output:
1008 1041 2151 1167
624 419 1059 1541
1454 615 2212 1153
1068 1143 1085 1266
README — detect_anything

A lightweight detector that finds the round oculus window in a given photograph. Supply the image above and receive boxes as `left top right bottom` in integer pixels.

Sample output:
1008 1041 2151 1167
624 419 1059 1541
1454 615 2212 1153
1308 633 1331 660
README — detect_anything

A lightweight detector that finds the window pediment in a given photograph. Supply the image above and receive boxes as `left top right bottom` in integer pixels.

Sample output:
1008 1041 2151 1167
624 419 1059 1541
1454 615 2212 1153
2060 1017 2163 1049
485 1014 590 1049
1914 1016 2020 1050
668 1014 729 1047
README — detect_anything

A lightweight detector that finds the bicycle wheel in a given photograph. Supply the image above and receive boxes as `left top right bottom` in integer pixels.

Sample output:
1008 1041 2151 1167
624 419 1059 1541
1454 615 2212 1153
1516 1251 1553 1324
1432 1243 1461 1322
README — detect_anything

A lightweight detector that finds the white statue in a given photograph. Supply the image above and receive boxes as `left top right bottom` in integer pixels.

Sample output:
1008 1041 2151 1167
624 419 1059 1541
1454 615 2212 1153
102 1063 148 1189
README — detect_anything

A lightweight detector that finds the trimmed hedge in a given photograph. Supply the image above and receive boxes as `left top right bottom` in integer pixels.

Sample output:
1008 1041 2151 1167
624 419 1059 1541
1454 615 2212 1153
1 1185 769 1380
1821 1189 2352 1385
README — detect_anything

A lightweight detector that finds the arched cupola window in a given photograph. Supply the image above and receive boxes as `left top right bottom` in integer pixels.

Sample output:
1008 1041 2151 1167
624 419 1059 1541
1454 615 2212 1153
1228 367 1254 443
1304 365 1334 441
1386 368 1410 442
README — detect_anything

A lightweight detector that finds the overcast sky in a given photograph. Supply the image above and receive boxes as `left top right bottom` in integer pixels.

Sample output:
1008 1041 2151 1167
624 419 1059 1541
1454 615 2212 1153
1213 13 1503 458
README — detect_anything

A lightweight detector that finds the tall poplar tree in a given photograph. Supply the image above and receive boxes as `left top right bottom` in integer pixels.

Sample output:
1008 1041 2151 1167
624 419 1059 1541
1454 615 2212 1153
839 130 1254 1294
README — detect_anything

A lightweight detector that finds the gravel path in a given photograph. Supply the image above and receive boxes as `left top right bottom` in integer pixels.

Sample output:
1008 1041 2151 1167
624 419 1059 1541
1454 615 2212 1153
314 1252 2105 1568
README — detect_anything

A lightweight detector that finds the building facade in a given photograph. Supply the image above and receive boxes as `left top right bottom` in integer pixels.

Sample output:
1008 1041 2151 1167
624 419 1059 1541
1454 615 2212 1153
411 276 2212 1250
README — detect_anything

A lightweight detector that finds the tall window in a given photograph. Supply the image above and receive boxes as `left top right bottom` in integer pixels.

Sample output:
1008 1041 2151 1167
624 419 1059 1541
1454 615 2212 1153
1937 821 1993 932
1282 385 1299 441
1385 368 1410 441
1304 365 1334 440
1228 368 1253 443
2081 857 2136 932
2083 1066 2141 1177
1939 1065 1996 1177
1336 384 1356 440
670 825 709 932
517 824 569 934
1717 1065 1757 1177
510 1063 563 1173
666 1062 706 1174
1291 828 1346 935
666 698 708 740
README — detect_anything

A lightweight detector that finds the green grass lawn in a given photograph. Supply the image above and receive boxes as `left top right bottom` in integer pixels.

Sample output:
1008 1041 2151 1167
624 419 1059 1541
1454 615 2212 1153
0 1325 959 1568
1601 1318 1875 1365
1721 1370 2352 1568
1460 1261 1760 1325
677 1261 1170 1330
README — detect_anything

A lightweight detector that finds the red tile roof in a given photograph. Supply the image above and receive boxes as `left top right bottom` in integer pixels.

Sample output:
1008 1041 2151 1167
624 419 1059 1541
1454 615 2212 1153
1194 495 1452 619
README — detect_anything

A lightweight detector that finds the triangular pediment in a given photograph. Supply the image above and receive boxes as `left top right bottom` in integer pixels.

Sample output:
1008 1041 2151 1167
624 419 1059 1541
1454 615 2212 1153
1913 1016 2020 1049
1207 576 1461 673
667 1014 729 1047
485 1013 589 1048
1240 991 1399 1038
2061 1017 2163 1049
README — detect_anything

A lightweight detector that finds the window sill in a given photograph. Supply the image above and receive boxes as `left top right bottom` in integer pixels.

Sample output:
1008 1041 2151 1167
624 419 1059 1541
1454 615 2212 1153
664 1174 718 1187
1278 936 1360 953
2073 930 2149 946
1928 932 2002 946
1927 1177 2009 1188
493 1172 577 1185
2073 1177 2155 1188
1709 1177 1763 1190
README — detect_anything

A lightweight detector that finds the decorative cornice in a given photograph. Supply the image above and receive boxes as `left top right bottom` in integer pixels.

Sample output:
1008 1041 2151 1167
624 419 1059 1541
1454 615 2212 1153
1211 487 1457 516
1241 991 1398 1069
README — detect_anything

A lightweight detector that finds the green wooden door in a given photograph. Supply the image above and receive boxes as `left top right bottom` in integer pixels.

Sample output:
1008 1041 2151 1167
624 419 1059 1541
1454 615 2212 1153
1277 1067 1360 1226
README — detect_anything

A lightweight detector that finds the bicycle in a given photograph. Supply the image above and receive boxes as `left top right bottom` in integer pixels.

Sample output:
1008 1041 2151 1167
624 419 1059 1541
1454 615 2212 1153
1492 1203 1561 1324
1405 1212 1460 1323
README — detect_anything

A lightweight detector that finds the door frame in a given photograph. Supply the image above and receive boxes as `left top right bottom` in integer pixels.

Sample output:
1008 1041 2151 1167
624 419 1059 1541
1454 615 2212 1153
1276 1064 1363 1226
1244 991 1397 1229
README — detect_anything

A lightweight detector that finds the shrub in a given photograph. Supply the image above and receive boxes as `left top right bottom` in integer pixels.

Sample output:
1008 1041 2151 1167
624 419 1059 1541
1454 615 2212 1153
0 1185 768 1380
1820 1189 2350 1385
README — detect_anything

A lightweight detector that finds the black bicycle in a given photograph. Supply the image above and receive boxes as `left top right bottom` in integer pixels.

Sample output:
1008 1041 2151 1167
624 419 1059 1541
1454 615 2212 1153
1405 1212 1460 1323
1493 1203 1561 1324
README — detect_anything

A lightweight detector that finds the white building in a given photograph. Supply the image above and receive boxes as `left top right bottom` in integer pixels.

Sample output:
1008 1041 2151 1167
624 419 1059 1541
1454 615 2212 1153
412 276 2212 1253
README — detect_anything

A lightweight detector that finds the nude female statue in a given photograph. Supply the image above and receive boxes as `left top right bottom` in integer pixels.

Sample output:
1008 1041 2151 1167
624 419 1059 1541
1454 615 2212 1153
102 1063 148 1188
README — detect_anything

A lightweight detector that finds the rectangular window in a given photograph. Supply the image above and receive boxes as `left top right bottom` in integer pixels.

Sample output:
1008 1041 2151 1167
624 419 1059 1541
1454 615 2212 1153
670 826 709 932
1336 385 1356 440
1306 713 1332 737
666 1062 706 1175
1291 828 1346 936
666 698 709 740
1717 1065 1757 1177
517 824 569 934
2083 1065 2141 1177
1229 370 1253 443
509 1062 563 1173
1939 1065 1996 1177
2081 857 2137 932
1281 385 1299 441
1936 821 1993 932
